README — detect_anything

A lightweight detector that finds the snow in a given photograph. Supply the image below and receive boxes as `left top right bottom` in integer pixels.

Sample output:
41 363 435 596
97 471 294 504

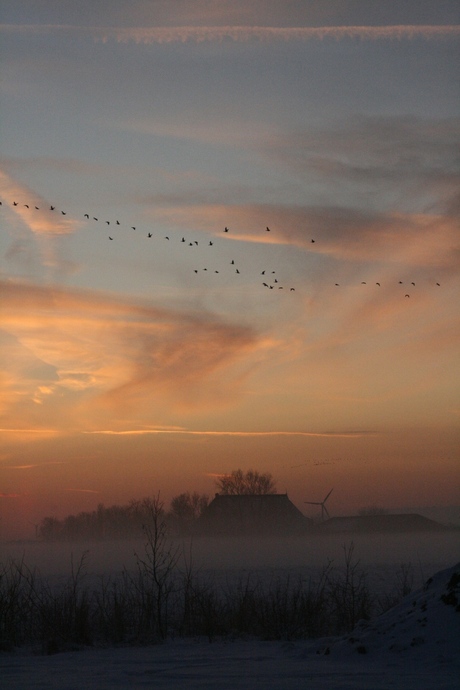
1 563 459 689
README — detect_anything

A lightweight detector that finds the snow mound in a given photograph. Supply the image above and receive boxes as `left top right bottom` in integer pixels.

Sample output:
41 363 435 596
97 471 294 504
317 562 460 662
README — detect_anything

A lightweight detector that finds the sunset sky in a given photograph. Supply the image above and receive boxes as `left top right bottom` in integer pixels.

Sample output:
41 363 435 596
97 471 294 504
1 1 459 539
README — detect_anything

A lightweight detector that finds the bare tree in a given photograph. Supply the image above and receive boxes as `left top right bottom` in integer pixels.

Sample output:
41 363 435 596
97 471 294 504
170 492 209 533
216 469 277 495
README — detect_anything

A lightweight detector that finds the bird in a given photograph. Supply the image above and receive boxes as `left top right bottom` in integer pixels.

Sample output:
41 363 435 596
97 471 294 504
116 220 120 225
231 260 235 265
105 221 110 225
361 282 367 284
290 287 295 291
84 214 89 218
399 281 403 284
147 233 152 238
35 206 39 210
93 217 98 221
61 211 66 215
24 204 29 208
236 269 240 274
266 226 270 232
376 282 380 286
405 294 410 298
335 283 339 286
263 282 269 287
165 236 169 240
209 241 213 246
131 226 136 230
50 205 55 210
181 237 185 242
436 282 440 286
411 282 415 286
224 227 229 232
13 201 18 206
109 236 113 240
311 239 315 243
261 270 265 275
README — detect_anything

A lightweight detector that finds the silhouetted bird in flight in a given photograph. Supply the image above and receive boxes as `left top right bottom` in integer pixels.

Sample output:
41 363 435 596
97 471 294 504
105 221 110 225
224 227 229 232
61 211 66 215
109 236 113 240
84 214 89 218
116 220 120 225
131 226 136 230
376 282 380 286
266 226 270 231
148 233 152 238
436 282 440 286
361 282 366 284
311 239 315 243
24 204 29 208
50 205 55 210
405 294 410 298
13 201 18 206
411 282 415 286
93 217 98 221
209 241 213 246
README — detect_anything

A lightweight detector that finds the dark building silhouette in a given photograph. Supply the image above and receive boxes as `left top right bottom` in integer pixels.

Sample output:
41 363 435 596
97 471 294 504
196 493 313 536
318 513 448 534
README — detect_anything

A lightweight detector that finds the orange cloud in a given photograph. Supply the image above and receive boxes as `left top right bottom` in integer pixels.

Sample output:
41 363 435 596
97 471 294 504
0 279 272 430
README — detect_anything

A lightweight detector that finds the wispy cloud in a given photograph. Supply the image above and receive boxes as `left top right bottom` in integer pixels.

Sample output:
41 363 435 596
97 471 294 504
1 461 66 470
84 428 377 438
0 280 270 429
1 24 458 44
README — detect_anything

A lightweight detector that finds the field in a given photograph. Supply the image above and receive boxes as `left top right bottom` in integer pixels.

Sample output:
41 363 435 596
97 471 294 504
1 531 459 688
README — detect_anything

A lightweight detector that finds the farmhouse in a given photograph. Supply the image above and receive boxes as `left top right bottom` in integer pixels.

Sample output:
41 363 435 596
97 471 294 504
196 493 313 536
318 513 448 534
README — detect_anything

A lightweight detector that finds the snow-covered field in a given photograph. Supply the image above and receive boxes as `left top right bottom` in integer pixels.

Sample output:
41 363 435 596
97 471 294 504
1 532 459 690
1 562 459 689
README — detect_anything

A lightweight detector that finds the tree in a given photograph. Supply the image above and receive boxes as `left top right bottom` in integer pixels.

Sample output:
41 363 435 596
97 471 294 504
215 469 277 495
169 492 209 534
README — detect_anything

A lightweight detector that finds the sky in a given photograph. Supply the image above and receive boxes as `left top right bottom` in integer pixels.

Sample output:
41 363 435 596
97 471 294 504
0 1 459 539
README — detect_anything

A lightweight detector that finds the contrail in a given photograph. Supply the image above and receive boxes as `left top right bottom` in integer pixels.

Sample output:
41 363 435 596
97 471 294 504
1 24 458 44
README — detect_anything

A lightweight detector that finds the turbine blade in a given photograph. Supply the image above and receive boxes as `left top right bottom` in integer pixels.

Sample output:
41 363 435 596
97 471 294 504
323 488 333 503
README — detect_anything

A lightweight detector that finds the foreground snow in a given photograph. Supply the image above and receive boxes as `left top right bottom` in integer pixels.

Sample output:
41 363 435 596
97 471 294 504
2 563 459 690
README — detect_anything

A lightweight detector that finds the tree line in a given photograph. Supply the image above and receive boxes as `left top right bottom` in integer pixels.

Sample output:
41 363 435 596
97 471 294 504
38 469 276 541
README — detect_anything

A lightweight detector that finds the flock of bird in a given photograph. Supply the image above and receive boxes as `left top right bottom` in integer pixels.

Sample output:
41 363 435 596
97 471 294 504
1 198 443 297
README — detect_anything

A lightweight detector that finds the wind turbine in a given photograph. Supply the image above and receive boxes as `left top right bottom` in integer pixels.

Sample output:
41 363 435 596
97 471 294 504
305 488 333 522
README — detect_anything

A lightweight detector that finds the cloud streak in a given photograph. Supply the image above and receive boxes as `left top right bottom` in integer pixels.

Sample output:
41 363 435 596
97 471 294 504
1 24 458 44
